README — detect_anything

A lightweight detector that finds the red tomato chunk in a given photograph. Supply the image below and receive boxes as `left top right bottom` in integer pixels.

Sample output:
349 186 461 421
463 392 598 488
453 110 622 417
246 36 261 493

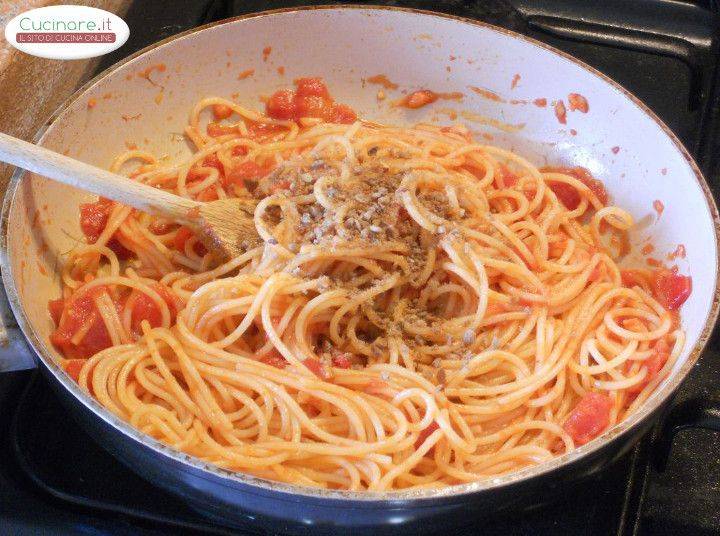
563 392 613 445
652 269 692 311
543 166 608 210
265 78 357 124
130 284 179 334
414 421 440 449
50 286 114 359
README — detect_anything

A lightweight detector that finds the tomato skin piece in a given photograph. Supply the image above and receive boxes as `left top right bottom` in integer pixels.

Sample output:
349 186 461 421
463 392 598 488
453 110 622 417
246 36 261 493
415 421 440 450
403 90 438 109
266 89 296 120
563 392 613 445
652 269 692 311
294 77 330 99
331 104 357 124
63 358 87 381
212 103 233 120
48 298 65 326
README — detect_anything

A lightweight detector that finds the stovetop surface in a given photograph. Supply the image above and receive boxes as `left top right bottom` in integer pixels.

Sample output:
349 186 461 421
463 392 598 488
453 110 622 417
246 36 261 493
2 1 720 535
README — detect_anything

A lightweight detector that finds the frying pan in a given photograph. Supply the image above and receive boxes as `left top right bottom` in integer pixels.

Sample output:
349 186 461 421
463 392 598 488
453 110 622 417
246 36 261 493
2 6 719 533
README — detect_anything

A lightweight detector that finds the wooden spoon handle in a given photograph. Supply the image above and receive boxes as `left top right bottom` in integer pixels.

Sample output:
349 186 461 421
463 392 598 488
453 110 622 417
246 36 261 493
0 132 199 224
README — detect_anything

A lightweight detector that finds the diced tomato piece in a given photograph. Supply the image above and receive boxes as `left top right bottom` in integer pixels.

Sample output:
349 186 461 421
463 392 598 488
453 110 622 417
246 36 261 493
80 198 114 242
130 284 179 333
652 269 692 310
554 100 567 124
265 79 355 124
196 187 219 202
231 145 248 156
295 94 332 120
331 353 353 369
202 153 224 172
225 161 272 187
149 220 171 234
261 352 288 369
295 77 331 99
568 93 589 113
173 226 207 256
414 421 440 450
173 226 194 251
63 358 87 381
303 357 329 379
646 338 671 378
50 286 114 359
48 298 65 326
628 338 671 394
563 392 613 445
212 103 233 120
548 181 581 210
544 166 608 209
330 103 357 124
402 90 438 109
266 89 297 120
621 269 645 288
207 122 236 137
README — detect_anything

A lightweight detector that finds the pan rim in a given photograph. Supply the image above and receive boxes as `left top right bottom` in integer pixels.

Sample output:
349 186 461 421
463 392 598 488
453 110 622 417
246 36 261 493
2 4 719 504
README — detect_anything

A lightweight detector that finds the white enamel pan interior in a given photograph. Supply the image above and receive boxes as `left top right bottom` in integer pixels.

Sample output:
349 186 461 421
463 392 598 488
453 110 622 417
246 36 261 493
2 6 719 501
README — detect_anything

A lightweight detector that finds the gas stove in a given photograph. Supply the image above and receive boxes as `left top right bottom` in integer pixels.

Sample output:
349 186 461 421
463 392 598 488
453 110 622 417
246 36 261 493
2 1 720 535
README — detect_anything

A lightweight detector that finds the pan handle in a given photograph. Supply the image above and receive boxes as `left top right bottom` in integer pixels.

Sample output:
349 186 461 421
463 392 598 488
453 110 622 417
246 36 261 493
0 275 36 372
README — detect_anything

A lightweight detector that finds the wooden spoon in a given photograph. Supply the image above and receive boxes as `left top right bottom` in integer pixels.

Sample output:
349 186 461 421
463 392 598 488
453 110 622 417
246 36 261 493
0 132 258 260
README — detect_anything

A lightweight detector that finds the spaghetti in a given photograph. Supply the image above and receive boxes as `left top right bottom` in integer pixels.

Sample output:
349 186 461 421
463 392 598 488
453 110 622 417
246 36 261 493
48 78 692 491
